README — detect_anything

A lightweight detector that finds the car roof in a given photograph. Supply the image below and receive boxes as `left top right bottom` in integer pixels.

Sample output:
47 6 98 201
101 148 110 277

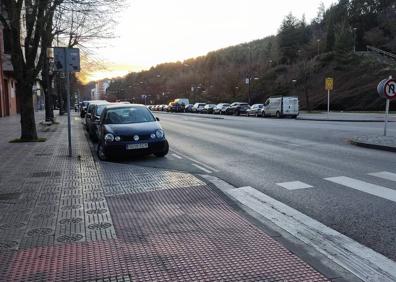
104 103 146 110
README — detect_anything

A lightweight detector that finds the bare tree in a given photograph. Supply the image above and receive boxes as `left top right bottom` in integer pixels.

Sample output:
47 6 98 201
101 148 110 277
1 0 64 140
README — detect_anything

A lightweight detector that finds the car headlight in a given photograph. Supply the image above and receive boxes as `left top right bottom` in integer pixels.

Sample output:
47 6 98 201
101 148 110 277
150 133 156 139
114 136 121 141
155 130 164 138
104 133 114 142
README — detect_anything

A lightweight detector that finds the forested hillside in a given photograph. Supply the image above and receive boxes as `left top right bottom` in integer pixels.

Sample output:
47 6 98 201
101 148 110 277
107 0 396 110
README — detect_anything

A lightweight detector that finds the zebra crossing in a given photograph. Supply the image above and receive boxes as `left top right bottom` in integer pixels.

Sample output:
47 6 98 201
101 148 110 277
277 171 396 203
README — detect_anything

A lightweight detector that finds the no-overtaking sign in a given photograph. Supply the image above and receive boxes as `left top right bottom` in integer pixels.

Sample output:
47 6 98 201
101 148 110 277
384 79 396 100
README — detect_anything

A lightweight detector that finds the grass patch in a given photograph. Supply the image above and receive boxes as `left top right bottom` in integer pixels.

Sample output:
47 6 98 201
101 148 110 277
9 137 47 143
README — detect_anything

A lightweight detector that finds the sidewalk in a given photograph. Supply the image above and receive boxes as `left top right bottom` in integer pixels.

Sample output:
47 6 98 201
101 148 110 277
350 135 396 152
298 112 396 122
0 112 329 281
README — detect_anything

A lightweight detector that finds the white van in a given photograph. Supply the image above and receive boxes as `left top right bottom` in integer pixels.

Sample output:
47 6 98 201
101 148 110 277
261 96 299 118
174 98 190 106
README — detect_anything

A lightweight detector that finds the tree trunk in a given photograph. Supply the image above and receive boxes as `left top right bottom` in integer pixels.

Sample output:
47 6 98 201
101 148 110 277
43 55 54 122
17 81 38 140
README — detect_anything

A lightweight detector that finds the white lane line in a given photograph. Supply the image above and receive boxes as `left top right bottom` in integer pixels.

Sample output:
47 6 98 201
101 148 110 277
192 163 212 174
201 175 396 282
325 176 396 203
173 151 219 172
276 181 313 190
369 171 396 182
171 153 183 159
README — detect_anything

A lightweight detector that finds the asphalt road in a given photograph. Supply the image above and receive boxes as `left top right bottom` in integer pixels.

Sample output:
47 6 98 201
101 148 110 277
126 112 396 262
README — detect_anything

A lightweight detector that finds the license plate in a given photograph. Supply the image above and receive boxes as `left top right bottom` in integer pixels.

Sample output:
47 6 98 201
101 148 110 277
126 143 148 150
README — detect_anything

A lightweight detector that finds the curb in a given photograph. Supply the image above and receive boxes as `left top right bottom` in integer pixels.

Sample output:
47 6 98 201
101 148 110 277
298 117 395 122
349 139 396 152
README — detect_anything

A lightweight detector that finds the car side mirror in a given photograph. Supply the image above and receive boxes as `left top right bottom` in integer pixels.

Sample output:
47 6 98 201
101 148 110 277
156 117 160 121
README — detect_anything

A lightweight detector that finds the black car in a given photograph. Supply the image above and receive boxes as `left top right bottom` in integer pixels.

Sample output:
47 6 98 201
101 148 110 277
202 104 217 114
85 101 109 130
246 104 264 117
80 100 107 118
97 104 169 160
224 102 250 116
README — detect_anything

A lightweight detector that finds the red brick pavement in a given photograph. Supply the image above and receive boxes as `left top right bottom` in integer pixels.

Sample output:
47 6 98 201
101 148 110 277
0 185 329 281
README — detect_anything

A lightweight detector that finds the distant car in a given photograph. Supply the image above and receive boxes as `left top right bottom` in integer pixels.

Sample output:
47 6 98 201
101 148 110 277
224 102 250 116
246 104 264 117
202 104 217 114
167 102 184 112
97 104 169 160
80 100 107 118
184 104 194 112
192 103 206 113
213 103 230 115
87 102 111 141
174 98 190 107
261 96 299 118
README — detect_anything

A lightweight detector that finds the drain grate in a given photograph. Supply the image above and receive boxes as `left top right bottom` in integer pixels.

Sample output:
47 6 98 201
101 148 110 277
0 240 18 250
85 197 105 203
0 192 21 201
31 171 61 178
86 209 107 215
0 222 26 230
27 228 53 236
88 223 112 230
56 234 84 243
59 218 83 224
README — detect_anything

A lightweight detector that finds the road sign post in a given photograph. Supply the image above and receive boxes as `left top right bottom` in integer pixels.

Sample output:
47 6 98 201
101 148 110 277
377 76 395 136
325 78 334 119
54 47 80 157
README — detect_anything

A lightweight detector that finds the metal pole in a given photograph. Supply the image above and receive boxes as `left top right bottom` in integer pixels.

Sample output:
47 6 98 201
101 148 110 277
65 48 72 157
327 89 330 119
384 99 390 136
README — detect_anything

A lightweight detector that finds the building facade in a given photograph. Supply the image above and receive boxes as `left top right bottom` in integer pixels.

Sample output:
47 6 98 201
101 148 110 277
0 8 18 117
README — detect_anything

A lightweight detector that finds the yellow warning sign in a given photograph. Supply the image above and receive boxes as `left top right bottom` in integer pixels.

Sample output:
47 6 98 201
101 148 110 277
325 77 334 91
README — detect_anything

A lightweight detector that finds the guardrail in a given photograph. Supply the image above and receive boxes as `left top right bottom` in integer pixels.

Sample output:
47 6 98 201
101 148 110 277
366 45 396 60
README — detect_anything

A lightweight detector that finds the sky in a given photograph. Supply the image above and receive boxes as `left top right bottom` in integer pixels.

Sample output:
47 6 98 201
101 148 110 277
88 0 336 82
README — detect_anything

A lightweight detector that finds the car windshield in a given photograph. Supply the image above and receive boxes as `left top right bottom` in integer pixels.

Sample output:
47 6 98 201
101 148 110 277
105 107 156 124
96 104 107 116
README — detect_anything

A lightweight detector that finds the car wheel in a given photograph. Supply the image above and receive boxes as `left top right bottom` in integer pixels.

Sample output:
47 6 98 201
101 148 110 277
97 143 108 161
276 111 281 118
155 140 169 157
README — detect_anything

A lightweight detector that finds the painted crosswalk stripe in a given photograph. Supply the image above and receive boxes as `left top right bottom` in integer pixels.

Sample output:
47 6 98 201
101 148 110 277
171 153 183 159
276 181 313 190
368 171 396 182
325 176 396 203
192 163 212 174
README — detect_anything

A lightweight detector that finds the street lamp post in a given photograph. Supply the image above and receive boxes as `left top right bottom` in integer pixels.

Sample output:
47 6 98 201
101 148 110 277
247 46 252 104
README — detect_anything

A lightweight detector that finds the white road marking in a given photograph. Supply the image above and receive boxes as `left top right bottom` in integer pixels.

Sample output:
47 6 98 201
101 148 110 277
192 164 212 174
276 181 313 190
369 171 396 182
173 151 219 172
171 153 183 159
325 176 396 203
202 175 396 282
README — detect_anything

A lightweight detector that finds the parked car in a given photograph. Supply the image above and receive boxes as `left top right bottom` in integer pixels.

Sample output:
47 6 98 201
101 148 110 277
224 102 250 116
87 102 111 141
85 101 109 129
97 104 169 160
174 98 190 107
202 104 217 114
184 104 194 112
261 96 299 118
192 103 206 113
81 100 107 118
213 103 230 115
246 104 264 117
167 102 184 112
